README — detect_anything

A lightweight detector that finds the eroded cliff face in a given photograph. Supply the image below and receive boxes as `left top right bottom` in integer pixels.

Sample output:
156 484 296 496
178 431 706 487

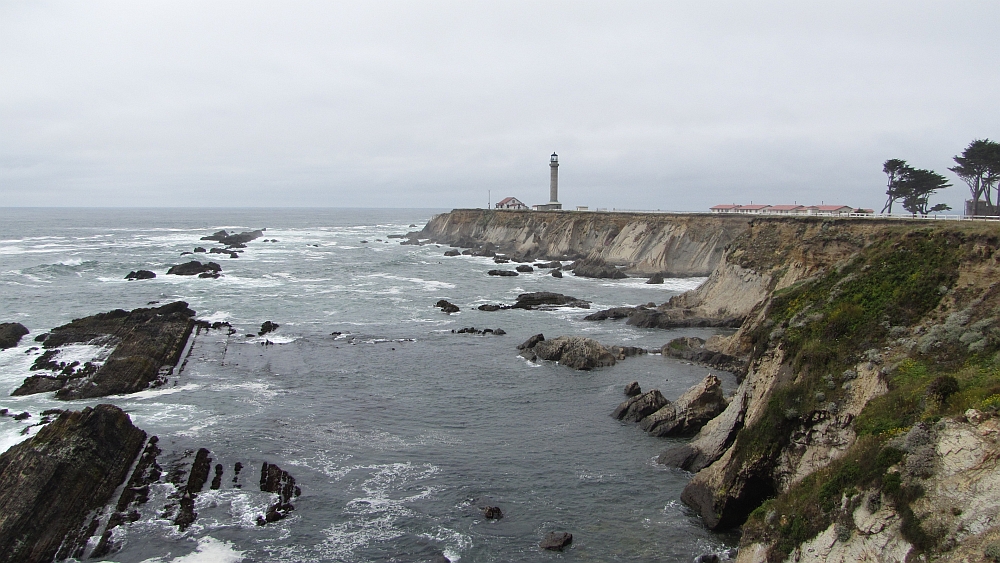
649 217 1000 562
419 209 752 276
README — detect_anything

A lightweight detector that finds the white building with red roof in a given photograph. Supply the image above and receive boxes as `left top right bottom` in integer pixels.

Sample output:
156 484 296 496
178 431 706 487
495 197 527 210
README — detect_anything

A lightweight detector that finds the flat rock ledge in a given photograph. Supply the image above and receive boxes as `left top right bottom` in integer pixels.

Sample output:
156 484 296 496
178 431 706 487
477 292 590 312
518 334 645 370
584 305 743 329
661 337 745 374
570 256 628 279
613 374 728 438
13 301 197 400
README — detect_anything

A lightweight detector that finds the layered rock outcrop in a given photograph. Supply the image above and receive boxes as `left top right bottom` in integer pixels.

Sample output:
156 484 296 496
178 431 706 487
13 301 196 399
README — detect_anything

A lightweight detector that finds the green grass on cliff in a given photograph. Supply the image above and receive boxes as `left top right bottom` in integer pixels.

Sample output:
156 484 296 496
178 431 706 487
732 228 1000 560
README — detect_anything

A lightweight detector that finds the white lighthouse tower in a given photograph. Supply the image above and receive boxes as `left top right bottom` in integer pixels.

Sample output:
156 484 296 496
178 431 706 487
536 152 562 210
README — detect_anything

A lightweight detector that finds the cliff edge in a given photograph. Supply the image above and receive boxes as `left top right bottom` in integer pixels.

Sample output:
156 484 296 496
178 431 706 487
419 209 752 276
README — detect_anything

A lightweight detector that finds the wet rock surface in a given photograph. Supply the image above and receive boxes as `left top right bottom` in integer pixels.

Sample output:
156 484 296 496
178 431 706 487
166 260 222 277
0 404 147 563
12 301 196 400
661 337 744 373
436 300 460 314
518 335 618 370
0 322 28 350
613 389 668 422
512 292 590 310
452 327 506 335
571 256 627 279
487 269 518 277
639 374 728 437
258 462 300 525
584 304 742 329
200 229 264 248
124 269 156 280
540 531 573 551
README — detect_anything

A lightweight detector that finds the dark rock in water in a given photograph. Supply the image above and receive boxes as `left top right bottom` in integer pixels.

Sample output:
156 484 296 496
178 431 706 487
12 301 196 400
400 238 422 245
436 300 460 314
624 381 642 397
461 249 472 255
583 306 637 321
571 256 627 279
661 337 744 373
537 261 562 269
229 252 239 258
482 506 503 519
12 411 30 421
444 249 461 256
612 390 668 422
258 321 280 336
257 462 300 526
12 376 65 395
540 531 573 551
477 304 503 311
125 270 156 281
487 269 518 277
174 448 212 531
193 247 206 253
0 322 29 349
209 247 228 254
646 272 665 284
515 265 534 273
551 270 562 278
0 405 147 563
518 333 545 351
200 229 264 247
211 464 223 490
493 257 510 264
640 375 727 437
166 261 222 276
511 292 590 310
198 271 220 279
454 327 506 336
180 251 193 256
527 336 617 370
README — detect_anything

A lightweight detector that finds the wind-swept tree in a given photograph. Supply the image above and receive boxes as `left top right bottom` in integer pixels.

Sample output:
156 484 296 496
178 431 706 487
949 139 1000 215
899 168 952 216
881 158 908 214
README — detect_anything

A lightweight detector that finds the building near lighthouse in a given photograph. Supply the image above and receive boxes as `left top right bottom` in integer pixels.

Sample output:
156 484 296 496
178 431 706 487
533 153 563 211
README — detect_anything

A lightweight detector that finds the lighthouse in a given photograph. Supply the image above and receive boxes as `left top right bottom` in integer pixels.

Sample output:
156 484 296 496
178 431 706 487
549 153 560 206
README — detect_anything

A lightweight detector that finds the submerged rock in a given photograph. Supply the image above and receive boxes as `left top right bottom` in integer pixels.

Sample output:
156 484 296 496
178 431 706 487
540 531 573 551
0 405 147 562
0 322 29 350
125 270 156 281
12 301 196 400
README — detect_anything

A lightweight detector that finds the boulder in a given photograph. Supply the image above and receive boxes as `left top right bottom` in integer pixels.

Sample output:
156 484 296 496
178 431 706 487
487 270 518 277
125 270 156 281
540 531 573 551
646 273 665 284
517 333 545 351
193 247 207 253
608 345 646 360
166 261 222 276
571 256 627 279
612 390 668 422
0 322 29 349
624 381 641 397
528 336 617 370
477 304 503 311
258 321 280 336
200 229 264 247
551 270 563 278
436 300 460 314
482 506 503 519
511 292 590 310
257 462 300 526
515 265 534 273
537 261 562 269
0 405 147 562
640 374 727 437
444 249 461 256
583 307 637 321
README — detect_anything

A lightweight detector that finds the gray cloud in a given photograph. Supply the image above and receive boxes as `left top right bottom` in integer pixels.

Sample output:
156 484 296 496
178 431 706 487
2 1 998 211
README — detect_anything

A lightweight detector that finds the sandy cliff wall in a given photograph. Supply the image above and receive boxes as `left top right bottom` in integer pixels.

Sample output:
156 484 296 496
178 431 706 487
419 209 752 276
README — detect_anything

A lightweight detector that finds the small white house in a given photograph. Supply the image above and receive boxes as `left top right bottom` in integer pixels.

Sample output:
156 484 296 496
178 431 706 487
495 197 527 210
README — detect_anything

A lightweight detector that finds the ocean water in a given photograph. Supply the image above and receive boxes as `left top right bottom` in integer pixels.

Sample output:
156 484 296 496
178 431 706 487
0 208 736 563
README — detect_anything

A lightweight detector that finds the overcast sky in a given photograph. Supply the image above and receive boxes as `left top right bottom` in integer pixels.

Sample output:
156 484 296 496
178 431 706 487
2 1 998 211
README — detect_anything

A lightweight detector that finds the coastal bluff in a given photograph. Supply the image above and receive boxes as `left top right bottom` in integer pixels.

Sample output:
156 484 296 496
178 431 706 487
418 209 753 276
